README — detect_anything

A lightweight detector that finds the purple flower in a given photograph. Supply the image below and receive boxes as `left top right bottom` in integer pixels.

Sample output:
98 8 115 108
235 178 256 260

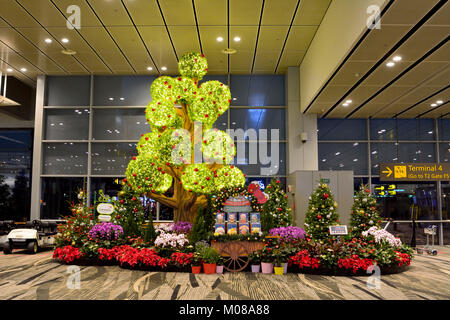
171 221 192 234
89 222 123 240
269 226 306 242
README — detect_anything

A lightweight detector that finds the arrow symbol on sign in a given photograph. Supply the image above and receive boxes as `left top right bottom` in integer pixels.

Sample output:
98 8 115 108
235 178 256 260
382 167 392 177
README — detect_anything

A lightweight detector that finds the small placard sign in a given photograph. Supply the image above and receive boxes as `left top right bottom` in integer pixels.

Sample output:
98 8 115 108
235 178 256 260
329 225 348 236
97 203 114 215
98 214 112 222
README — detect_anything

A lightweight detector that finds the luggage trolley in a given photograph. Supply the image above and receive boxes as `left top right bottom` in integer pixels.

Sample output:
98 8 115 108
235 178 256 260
416 225 438 255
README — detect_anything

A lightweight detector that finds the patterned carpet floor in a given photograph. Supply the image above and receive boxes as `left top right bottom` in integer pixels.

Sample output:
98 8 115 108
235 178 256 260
0 246 449 300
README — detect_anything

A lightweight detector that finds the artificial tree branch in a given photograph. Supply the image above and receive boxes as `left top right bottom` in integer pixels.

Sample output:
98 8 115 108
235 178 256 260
146 192 178 209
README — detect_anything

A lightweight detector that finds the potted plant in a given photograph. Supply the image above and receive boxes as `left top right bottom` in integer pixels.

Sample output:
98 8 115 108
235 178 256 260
199 246 221 274
248 251 261 273
272 248 285 275
191 252 201 274
216 256 225 274
260 246 273 274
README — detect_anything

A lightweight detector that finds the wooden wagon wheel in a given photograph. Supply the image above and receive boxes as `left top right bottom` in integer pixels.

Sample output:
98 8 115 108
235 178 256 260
220 242 249 272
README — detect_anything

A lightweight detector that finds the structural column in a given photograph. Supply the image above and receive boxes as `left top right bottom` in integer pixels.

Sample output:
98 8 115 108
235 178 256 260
286 66 318 174
30 75 45 220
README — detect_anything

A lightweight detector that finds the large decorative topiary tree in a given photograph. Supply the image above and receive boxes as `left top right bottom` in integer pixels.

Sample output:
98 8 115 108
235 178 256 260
304 183 339 241
350 185 383 237
125 52 246 222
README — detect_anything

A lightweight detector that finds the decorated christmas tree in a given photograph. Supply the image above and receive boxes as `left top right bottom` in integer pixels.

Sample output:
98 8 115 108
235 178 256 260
125 52 245 222
55 189 93 248
350 185 383 237
261 178 292 229
304 183 339 241
114 183 145 238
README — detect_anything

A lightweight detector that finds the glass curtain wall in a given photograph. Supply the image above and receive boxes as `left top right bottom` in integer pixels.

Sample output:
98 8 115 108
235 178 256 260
40 75 286 221
318 118 449 245
0 129 33 221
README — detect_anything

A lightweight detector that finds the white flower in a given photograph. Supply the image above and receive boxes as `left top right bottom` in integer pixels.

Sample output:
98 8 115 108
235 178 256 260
363 198 367 202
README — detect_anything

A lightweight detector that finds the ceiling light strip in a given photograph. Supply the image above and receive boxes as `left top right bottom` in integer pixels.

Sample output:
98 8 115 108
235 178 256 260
191 0 204 55
322 0 447 118
250 0 265 74
345 37 449 119
394 85 450 117
85 0 137 73
120 0 159 73
156 0 179 62
273 0 301 74
304 0 395 114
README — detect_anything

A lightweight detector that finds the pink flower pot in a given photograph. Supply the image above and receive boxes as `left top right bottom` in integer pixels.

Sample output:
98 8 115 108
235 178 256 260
261 262 273 274
251 264 260 273
216 265 224 274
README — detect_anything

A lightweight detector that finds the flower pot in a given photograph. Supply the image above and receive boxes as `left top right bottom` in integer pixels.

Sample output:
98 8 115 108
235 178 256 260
251 264 260 273
283 262 288 274
203 263 216 274
274 266 284 275
191 265 201 274
216 265 224 274
261 262 273 274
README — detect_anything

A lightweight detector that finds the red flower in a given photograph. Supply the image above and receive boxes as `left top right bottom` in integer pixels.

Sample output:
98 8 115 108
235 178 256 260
323 193 329 199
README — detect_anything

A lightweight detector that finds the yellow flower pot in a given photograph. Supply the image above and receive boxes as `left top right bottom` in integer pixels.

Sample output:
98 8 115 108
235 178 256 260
274 266 284 275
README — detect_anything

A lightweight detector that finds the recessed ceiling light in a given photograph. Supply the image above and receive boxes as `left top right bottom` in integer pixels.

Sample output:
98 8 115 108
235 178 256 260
45 38 52 44
108 97 114 101
161 66 167 71
233 36 241 42
147 66 153 71
119 97 125 101
6 68 13 72
20 68 27 72
61 38 69 43
61 49 76 55
431 103 437 107
217 37 224 42
342 103 349 107
345 99 352 104
232 98 237 101
386 62 395 67
436 100 443 104
392 56 402 61
222 48 237 55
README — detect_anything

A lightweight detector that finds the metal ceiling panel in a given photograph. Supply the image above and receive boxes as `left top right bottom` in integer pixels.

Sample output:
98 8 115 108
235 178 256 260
198 26 227 74
328 61 376 86
253 26 288 73
84 0 133 26
229 0 263 26
261 0 298 26
349 26 411 62
158 0 196 26
426 1 450 25
122 0 165 26
77 27 133 73
138 26 179 74
229 26 258 73
195 0 227 26
293 0 331 26
167 26 201 59
396 25 450 62
16 0 69 27
392 61 448 87
15 27 87 73
107 26 157 73
381 0 440 25
363 62 414 86
0 0 42 27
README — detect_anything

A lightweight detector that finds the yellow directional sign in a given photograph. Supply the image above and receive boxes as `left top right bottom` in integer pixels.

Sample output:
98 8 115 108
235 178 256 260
382 166 392 177
388 184 396 190
380 163 450 181
375 186 384 190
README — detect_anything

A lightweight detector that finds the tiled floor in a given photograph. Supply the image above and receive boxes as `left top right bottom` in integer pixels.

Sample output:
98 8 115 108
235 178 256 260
0 247 449 300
